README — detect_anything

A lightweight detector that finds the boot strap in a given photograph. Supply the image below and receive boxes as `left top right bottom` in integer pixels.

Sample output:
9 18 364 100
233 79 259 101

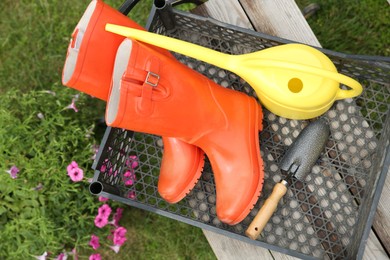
122 56 160 116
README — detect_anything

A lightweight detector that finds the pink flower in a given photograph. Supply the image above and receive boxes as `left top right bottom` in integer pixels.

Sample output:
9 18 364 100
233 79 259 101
114 236 127 246
89 254 101 260
114 226 127 237
94 214 108 228
94 204 112 228
71 248 78 260
65 98 78 112
113 208 124 226
127 190 136 199
89 234 100 250
126 155 139 169
67 161 78 173
55 252 67 260
123 170 136 186
110 245 121 254
113 226 127 246
98 204 112 219
6 165 19 179
100 159 112 174
66 161 84 182
99 196 109 202
68 167 84 182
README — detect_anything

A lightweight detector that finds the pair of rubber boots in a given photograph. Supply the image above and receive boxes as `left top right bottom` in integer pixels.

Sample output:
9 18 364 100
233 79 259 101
62 0 264 225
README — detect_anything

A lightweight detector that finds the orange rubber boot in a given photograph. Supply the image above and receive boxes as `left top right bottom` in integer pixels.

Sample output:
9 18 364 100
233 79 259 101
106 38 264 225
62 0 145 100
61 0 205 203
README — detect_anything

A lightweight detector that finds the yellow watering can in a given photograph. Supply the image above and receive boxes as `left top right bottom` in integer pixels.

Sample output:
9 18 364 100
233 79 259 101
106 24 363 119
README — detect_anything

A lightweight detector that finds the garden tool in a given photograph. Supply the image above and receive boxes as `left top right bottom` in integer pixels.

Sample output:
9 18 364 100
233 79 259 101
246 119 330 239
105 38 264 225
105 25 363 119
61 0 205 204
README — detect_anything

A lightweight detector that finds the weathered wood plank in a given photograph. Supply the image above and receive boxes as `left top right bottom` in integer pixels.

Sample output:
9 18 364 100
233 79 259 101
202 230 278 260
372 167 390 254
191 0 252 29
238 0 321 46
363 230 389 260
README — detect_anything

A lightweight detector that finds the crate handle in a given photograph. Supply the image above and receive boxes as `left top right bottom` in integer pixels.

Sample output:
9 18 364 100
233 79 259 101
118 0 142 15
119 0 206 16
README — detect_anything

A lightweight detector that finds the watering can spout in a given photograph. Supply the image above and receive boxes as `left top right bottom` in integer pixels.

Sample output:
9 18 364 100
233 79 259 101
105 24 231 69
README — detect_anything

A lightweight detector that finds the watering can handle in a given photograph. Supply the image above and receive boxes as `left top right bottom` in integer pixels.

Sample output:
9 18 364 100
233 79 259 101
249 60 363 100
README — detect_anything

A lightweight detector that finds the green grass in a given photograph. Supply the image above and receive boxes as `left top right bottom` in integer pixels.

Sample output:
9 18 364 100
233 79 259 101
0 0 388 259
295 0 389 56
98 208 216 260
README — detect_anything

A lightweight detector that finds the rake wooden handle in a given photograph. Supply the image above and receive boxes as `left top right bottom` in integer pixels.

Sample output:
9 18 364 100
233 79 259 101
245 181 288 240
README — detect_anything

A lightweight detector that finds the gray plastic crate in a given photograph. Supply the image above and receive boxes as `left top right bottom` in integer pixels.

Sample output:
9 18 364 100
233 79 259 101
90 1 390 259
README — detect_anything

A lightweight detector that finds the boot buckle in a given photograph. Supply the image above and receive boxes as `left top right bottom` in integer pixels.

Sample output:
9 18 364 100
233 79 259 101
145 71 160 87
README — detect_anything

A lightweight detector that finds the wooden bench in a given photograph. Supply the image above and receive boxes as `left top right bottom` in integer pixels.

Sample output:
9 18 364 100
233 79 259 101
191 1 390 259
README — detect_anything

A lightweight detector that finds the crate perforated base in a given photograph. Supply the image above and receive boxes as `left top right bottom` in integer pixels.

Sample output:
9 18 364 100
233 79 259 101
92 5 390 260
